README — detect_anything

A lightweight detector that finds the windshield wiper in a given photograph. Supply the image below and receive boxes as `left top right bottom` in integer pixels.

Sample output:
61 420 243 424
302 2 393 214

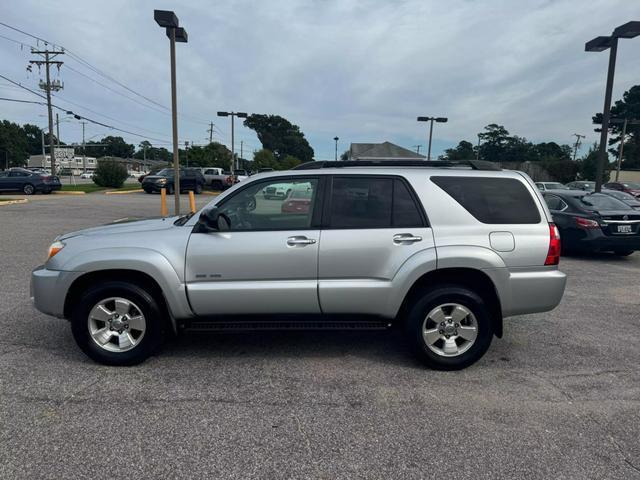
174 211 196 226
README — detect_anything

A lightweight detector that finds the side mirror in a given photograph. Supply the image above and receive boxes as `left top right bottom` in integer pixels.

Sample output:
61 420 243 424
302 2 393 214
196 207 230 233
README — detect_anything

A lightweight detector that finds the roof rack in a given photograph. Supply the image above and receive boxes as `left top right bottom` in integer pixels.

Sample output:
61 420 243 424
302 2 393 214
293 159 501 171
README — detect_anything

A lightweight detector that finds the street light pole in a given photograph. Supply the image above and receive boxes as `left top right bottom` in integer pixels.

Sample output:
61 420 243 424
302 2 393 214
572 133 585 161
217 111 248 171
334 136 339 161
155 9 188 215
417 116 448 161
585 21 640 192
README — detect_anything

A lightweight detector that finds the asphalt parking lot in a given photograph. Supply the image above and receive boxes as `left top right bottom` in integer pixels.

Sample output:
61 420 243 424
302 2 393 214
1 193 639 480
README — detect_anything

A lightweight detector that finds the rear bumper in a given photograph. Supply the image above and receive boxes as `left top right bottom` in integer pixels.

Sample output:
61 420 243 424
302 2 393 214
573 230 640 252
500 268 567 317
31 265 82 318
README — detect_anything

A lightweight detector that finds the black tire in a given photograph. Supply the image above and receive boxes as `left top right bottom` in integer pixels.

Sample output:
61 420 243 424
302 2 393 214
195 183 203 194
613 250 634 256
23 183 35 195
71 281 166 366
143 188 153 194
404 285 493 370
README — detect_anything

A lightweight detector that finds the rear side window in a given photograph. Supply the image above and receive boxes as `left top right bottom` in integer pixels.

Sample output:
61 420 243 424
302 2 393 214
431 176 541 224
393 179 423 227
328 177 425 228
544 194 568 211
329 177 392 228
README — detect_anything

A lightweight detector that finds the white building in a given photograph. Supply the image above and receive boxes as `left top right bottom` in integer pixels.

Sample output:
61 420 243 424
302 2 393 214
29 148 96 175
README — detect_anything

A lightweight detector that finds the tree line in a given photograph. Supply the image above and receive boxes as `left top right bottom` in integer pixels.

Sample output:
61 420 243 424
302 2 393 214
0 113 314 172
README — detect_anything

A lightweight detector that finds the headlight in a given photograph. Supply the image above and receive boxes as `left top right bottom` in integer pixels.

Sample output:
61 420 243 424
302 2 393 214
47 240 65 260
156 178 167 184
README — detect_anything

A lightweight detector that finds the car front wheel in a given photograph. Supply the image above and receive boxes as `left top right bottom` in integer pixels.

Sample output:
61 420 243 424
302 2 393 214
71 281 166 366
405 285 493 370
23 183 35 195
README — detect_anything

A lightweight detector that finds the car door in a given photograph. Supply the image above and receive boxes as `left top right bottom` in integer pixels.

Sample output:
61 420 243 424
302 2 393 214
8 171 28 191
318 175 435 315
0 171 12 191
185 175 323 316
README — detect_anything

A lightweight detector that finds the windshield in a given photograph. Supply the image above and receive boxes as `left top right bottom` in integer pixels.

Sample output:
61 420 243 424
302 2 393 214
622 182 640 189
156 169 174 177
578 193 631 211
605 190 636 201
546 183 568 190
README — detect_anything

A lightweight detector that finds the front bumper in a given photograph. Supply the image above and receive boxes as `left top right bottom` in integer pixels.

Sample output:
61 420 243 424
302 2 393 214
31 265 82 318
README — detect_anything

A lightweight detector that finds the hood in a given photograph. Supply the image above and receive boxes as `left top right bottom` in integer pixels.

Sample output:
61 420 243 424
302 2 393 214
141 175 168 182
58 216 178 240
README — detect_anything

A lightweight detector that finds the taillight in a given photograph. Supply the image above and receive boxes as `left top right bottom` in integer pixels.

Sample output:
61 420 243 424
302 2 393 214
545 223 561 266
575 217 600 229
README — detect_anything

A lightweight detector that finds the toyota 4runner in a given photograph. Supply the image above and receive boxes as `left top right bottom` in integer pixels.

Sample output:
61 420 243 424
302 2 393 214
31 160 566 370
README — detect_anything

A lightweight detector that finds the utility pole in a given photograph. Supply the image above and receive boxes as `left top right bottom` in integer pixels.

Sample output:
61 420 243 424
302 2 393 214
207 122 214 143
572 133 585 161
81 121 87 173
334 136 339 161
30 47 64 176
413 145 422 155
40 130 45 158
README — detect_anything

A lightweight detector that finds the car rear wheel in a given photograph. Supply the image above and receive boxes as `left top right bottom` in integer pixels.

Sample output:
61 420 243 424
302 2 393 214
71 281 166 366
405 285 493 370
23 183 35 195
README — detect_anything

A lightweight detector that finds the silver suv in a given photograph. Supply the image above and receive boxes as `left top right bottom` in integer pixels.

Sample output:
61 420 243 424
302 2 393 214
31 160 566 369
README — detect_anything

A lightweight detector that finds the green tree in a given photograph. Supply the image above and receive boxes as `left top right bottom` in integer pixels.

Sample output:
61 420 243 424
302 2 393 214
22 124 45 155
593 85 640 169
0 120 29 168
578 143 611 182
280 155 301 170
478 124 510 162
85 136 135 158
92 160 128 188
244 114 314 163
340 150 349 161
253 149 278 170
442 140 475 160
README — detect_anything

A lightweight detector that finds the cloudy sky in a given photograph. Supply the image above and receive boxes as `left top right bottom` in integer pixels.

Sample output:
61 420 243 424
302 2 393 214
1 0 639 160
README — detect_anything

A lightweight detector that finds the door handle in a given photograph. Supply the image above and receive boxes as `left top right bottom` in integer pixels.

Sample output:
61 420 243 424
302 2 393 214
287 236 317 246
393 233 422 244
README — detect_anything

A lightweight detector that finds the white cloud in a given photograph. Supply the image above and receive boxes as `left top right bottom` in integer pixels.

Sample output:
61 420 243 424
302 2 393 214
1 0 639 159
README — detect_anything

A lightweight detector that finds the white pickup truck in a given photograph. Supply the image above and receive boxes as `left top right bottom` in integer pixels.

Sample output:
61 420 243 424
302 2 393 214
198 168 232 190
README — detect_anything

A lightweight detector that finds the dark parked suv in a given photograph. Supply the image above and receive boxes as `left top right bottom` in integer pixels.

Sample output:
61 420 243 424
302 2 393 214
0 168 61 195
142 168 205 194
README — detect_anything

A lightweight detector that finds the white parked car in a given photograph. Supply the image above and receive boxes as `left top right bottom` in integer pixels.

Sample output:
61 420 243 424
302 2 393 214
79 173 94 180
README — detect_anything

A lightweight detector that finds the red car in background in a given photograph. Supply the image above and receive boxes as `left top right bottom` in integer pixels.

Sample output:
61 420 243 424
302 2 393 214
604 181 640 198
281 187 313 214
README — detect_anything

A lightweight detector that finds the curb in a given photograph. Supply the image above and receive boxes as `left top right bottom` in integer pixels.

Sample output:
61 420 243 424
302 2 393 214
0 199 28 206
53 190 86 195
104 189 144 195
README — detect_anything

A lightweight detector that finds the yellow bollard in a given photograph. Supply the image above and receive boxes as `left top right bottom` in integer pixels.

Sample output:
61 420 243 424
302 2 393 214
160 188 168 217
189 191 196 213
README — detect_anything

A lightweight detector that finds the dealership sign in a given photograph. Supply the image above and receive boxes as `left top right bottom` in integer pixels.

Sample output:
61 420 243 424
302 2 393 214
54 148 75 161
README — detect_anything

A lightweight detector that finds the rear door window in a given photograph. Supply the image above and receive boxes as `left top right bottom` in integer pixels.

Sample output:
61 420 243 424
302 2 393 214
393 179 424 227
431 176 541 224
329 177 392 228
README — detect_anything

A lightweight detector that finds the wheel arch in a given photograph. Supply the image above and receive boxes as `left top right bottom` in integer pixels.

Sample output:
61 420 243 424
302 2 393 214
64 269 178 333
396 267 503 338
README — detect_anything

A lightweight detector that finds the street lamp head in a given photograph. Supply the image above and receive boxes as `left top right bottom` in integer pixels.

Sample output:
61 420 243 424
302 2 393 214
334 136 339 141
417 116 431 122
613 21 640 39
585 35 612 52
154 10 179 28
236 112 248 118
435 117 448 123
217 111 229 117
166 27 188 42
